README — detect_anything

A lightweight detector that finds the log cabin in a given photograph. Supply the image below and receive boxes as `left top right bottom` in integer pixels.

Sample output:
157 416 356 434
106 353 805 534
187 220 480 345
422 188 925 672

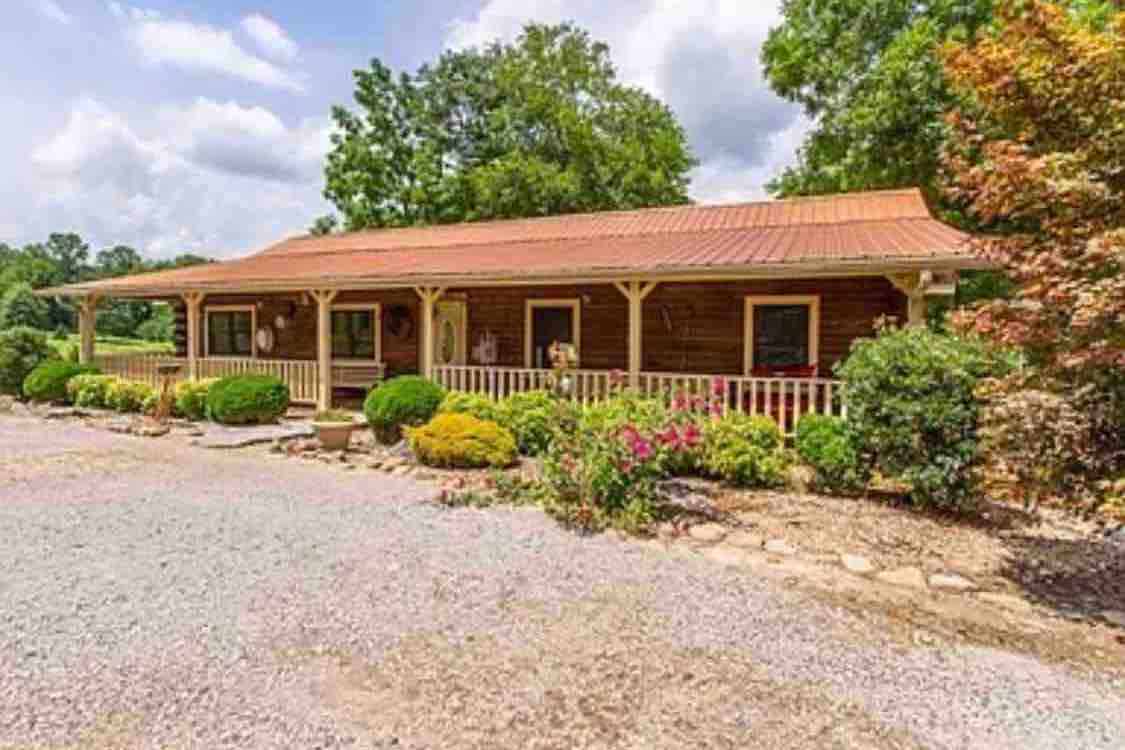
40 188 985 434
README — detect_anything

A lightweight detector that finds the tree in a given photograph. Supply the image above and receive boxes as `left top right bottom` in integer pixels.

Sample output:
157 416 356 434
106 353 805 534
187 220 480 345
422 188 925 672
324 23 695 230
0 282 49 330
942 1 1125 503
95 245 144 277
309 215 339 236
762 0 994 197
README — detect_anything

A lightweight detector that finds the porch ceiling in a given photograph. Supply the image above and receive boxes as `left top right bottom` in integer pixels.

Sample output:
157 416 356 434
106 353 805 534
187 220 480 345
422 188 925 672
39 188 987 299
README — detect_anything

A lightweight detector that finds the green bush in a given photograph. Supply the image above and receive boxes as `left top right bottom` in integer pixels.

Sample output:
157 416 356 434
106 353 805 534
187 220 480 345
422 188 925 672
701 413 789 488
795 414 866 495
0 282 50 330
496 391 559 456
438 391 500 423
406 413 517 469
836 325 1011 511
22 362 99 403
207 375 290 425
67 374 116 408
364 376 445 443
0 326 53 396
106 379 155 413
173 378 218 420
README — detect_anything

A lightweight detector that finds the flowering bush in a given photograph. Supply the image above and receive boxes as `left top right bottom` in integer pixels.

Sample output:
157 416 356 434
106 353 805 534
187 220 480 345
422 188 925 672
407 413 517 469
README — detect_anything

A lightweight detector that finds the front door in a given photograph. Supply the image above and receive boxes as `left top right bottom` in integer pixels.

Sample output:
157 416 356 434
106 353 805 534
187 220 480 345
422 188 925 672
433 301 467 367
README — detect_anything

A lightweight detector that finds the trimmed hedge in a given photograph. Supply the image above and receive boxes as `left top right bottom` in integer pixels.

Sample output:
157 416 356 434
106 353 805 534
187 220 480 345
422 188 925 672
497 391 558 456
174 378 218 421
23 362 99 403
67 374 116 408
795 414 866 495
364 376 445 444
0 326 52 396
439 391 501 423
207 375 290 425
407 413 517 469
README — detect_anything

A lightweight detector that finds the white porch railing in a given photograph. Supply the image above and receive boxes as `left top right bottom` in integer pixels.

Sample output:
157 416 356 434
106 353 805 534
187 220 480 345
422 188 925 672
432 365 845 436
93 353 321 405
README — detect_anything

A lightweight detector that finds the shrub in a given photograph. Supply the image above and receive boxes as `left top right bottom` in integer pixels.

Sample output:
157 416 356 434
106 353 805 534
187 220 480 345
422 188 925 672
406 413 517 469
207 375 290 425
106 379 155 413
837 324 1011 511
173 379 218 421
68 374 116 408
22 362 99 403
496 391 558 456
0 326 53 396
364 376 445 443
795 414 866 495
438 391 500 423
701 413 789 488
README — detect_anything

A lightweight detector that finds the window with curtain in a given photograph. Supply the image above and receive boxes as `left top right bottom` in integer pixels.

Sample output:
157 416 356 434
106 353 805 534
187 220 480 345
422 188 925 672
207 310 253 356
753 304 810 369
331 310 376 359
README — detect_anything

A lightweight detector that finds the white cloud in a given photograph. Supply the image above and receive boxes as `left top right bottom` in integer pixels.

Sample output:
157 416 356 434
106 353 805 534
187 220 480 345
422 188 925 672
241 14 299 63
120 8 306 93
25 97 331 259
36 0 73 25
161 98 330 183
447 0 802 202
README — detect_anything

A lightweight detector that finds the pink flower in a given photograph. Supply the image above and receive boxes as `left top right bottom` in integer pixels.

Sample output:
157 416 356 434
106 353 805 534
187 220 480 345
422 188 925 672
711 377 727 398
672 391 689 413
632 439 654 461
709 400 723 418
620 425 641 445
682 423 702 447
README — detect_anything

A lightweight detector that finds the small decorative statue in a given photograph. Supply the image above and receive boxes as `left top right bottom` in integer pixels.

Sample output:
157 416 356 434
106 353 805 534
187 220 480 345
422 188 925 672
547 341 578 397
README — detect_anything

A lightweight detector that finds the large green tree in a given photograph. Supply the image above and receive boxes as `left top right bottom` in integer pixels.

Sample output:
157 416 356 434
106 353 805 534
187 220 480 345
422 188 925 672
324 23 696 230
761 0 994 198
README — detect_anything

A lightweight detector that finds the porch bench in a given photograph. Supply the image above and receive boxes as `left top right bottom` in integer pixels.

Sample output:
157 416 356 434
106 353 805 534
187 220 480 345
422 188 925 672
331 362 387 391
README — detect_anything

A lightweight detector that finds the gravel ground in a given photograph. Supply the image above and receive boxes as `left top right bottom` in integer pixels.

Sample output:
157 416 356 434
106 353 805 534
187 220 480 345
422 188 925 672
1 416 1122 749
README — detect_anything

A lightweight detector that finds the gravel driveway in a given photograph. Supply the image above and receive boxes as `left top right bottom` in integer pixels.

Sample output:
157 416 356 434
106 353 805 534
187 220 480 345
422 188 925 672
1 416 1122 749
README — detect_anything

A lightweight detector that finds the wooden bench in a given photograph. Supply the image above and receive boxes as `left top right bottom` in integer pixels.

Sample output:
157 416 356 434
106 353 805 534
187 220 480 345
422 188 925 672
331 363 387 391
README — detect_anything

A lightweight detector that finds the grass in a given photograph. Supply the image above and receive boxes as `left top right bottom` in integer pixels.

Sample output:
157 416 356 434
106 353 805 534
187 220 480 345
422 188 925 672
48 334 174 356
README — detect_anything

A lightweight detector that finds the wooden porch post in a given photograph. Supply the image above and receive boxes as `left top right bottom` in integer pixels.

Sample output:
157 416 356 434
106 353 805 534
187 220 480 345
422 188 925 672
77 295 98 365
614 280 658 389
887 273 928 327
414 287 446 381
182 292 205 379
311 289 339 411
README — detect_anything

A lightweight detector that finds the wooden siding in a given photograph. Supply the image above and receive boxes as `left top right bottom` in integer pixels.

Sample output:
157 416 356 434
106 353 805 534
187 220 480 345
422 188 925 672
168 277 905 378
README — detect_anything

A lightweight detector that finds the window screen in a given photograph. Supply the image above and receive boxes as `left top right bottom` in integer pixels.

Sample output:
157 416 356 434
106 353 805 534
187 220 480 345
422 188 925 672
753 304 810 369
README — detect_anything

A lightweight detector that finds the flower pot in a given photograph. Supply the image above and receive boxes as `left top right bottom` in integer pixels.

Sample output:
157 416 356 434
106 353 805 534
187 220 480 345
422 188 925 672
313 421 356 451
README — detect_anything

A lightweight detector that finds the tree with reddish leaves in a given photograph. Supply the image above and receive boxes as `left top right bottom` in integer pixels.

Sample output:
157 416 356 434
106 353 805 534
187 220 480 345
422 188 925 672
940 0 1124 506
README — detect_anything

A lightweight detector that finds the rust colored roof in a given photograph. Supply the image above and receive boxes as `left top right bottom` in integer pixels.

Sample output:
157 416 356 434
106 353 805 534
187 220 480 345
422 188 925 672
46 189 982 297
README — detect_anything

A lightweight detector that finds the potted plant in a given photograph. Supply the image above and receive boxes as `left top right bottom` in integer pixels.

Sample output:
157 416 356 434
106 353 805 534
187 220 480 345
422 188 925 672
312 409 358 451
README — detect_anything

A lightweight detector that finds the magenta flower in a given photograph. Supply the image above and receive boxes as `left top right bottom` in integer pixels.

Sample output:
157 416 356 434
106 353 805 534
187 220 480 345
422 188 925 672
683 423 702 447
632 438 654 461
711 377 727 398
671 391 689 413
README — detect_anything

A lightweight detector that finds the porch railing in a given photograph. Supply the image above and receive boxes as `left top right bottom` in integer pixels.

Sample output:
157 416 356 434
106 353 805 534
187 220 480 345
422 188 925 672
93 353 320 405
432 365 846 436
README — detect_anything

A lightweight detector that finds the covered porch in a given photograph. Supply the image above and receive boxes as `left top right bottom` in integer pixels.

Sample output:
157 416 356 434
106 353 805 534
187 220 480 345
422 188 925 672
73 271 951 435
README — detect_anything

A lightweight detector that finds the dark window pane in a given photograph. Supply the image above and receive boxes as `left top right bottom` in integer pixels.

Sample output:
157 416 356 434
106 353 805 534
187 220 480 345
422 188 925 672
208 311 252 356
331 310 375 359
753 305 809 369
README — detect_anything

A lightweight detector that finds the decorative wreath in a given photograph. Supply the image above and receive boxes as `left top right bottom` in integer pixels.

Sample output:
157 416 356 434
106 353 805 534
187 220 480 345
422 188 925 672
385 305 415 340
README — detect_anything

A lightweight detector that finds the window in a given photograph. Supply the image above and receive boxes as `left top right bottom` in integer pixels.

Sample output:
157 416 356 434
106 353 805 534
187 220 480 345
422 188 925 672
331 305 380 360
525 299 581 369
744 295 820 374
206 307 254 357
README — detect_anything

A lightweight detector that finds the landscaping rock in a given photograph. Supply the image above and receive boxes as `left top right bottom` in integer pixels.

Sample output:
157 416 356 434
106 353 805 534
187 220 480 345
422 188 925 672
0 395 14 414
1101 610 1125 628
44 407 80 420
194 422 314 450
688 523 727 543
977 592 1033 614
764 538 797 556
133 422 171 438
785 464 815 494
876 566 928 590
841 554 877 575
725 531 764 549
929 573 978 592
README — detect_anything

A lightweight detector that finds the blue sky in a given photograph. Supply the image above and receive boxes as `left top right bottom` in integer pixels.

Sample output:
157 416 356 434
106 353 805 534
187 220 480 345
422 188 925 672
1 1 805 259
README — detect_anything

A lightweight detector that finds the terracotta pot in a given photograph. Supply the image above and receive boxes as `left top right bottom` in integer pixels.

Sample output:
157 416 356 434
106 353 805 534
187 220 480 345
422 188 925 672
313 421 356 451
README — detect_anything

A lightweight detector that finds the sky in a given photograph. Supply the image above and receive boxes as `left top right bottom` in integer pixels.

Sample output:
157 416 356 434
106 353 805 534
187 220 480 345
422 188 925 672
1 0 807 260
